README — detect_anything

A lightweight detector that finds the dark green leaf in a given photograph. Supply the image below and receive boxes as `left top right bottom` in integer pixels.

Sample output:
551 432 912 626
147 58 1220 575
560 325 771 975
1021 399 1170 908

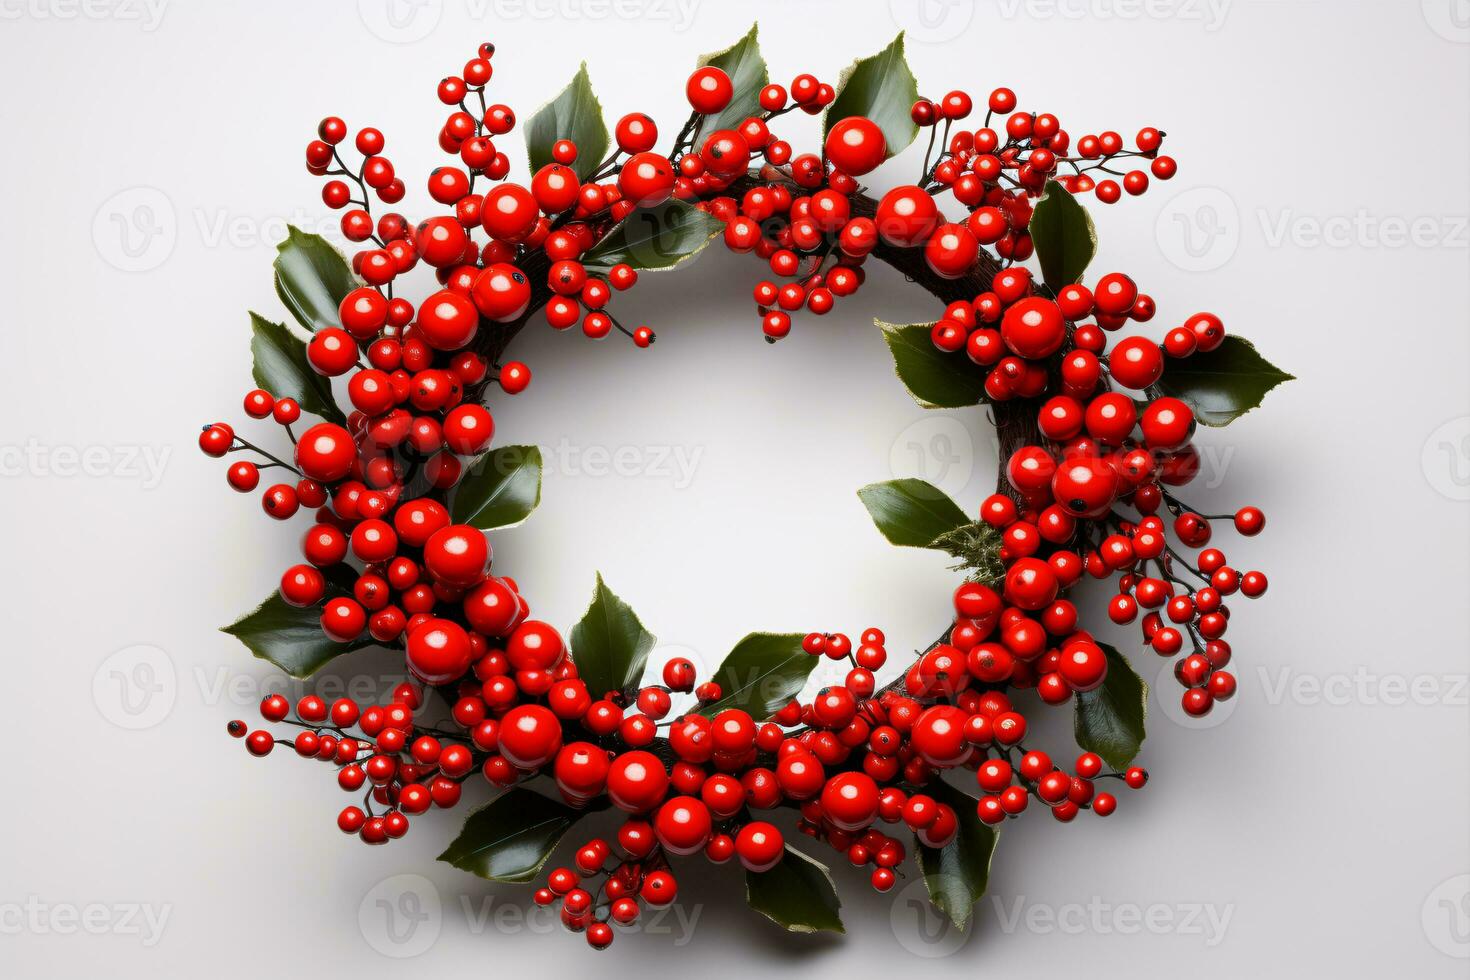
745 846 844 934
581 199 724 273
915 780 1000 929
1029 181 1097 290
438 788 582 883
449 445 542 529
1074 642 1148 770
696 24 768 134
221 591 368 678
249 313 344 424
1156 335 1294 426
822 33 920 161
704 633 816 721
857 478 969 548
273 225 358 334
525 63 609 182
569 574 657 701
877 320 987 409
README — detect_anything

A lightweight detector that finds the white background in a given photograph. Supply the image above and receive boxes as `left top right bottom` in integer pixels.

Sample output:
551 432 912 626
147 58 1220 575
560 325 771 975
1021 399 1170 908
2 0 1468 976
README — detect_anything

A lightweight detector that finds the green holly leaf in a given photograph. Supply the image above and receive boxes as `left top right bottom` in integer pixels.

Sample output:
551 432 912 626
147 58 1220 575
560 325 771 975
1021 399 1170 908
1074 642 1148 770
1029 180 1097 290
857 478 969 548
914 780 1001 929
704 633 816 721
273 225 358 334
746 846 844 934
438 788 584 883
221 591 368 678
569 574 657 702
1156 335 1294 426
525 63 609 182
876 320 987 409
822 33 920 162
248 313 344 424
581 199 724 273
697 24 768 134
449 445 543 529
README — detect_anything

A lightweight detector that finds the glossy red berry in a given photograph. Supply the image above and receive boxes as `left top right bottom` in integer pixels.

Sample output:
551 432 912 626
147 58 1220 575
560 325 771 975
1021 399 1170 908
824 116 886 176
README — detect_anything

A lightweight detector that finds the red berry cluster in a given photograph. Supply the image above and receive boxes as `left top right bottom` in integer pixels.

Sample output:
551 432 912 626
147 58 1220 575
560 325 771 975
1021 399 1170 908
204 36 1273 949
948 271 1268 716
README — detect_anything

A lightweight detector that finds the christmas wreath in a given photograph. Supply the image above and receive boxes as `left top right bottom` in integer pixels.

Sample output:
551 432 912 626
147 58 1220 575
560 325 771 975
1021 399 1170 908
202 26 1292 947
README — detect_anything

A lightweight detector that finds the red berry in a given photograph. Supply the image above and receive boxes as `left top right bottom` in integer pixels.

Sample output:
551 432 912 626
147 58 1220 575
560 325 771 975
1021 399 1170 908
405 618 472 684
874 185 939 247
422 524 490 587
824 116 886 176
686 66 733 114
607 751 670 813
735 821 784 872
498 704 564 769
